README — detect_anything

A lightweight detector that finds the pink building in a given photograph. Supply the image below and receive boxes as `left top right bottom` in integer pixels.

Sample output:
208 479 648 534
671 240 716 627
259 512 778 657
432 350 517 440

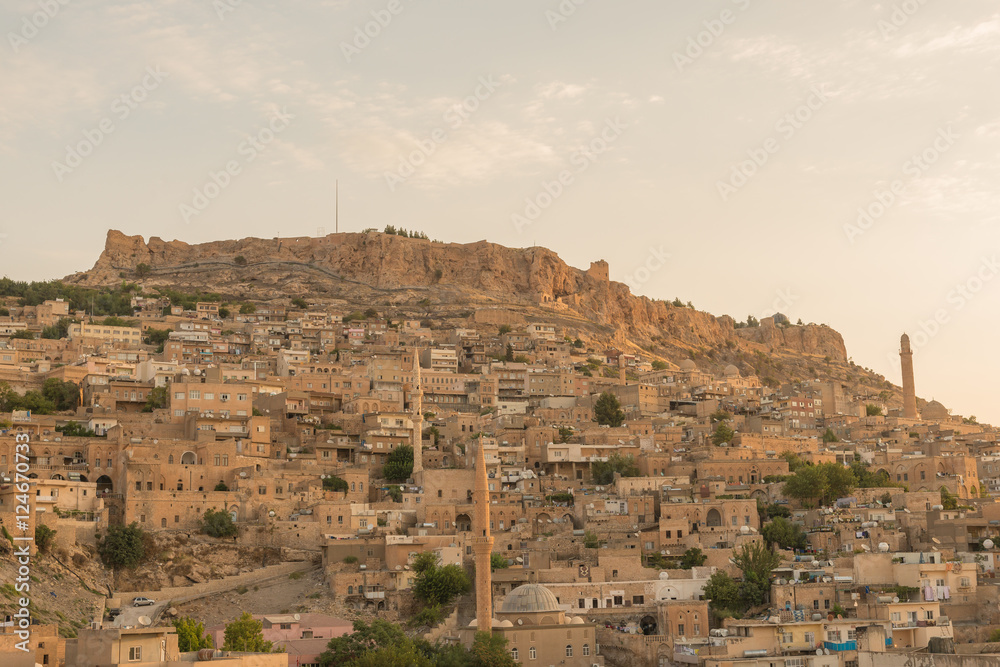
209 613 353 667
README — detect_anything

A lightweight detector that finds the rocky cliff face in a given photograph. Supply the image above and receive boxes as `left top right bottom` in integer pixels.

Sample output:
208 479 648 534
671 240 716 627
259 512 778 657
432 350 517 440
69 230 849 363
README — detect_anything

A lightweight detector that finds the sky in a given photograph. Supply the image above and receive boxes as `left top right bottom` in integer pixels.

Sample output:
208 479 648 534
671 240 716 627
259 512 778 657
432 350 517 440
2 1 999 422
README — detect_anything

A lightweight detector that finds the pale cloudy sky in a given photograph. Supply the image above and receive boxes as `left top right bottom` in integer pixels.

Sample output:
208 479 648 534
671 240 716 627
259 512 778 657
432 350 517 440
2 1 1000 422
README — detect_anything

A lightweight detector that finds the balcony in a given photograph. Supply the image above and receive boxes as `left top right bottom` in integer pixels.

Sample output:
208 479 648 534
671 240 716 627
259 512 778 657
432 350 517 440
823 640 857 652
363 590 385 600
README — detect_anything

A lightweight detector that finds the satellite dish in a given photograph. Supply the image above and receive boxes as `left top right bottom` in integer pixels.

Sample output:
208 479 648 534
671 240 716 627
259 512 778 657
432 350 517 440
892 597 900 603
985 539 995 550
138 616 151 627
517 618 523 625
816 649 824 656
294 614 301 621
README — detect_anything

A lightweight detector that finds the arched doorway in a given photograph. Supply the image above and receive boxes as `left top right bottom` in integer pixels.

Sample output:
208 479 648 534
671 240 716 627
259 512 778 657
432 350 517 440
181 451 196 465
455 514 472 532
640 615 658 635
706 508 723 527
96 475 113 493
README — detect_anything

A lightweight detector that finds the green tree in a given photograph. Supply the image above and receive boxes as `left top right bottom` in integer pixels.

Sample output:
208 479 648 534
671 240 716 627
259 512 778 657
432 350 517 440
135 263 151 278
783 465 827 506
504 344 514 362
583 530 602 548
291 297 308 309
470 631 518 667
144 327 172 351
412 553 471 606
823 463 857 501
940 487 958 510
988 627 1000 643
214 481 229 491
557 426 573 443
498 324 512 335
323 475 349 492
41 317 74 340
42 378 79 411
591 452 640 484
200 508 238 538
11 330 35 339
239 302 256 314
35 524 56 553
761 517 808 551
866 404 883 416
703 570 741 614
651 360 668 370
594 391 625 427
680 547 707 569
780 451 808 472
218 306 230 319
98 522 146 569
822 428 839 443
234 256 248 266
710 409 733 423
223 612 279 652
732 541 782 608
711 421 735 446
383 444 414 482
143 386 168 412
490 553 509 571
173 616 214 652
56 421 96 437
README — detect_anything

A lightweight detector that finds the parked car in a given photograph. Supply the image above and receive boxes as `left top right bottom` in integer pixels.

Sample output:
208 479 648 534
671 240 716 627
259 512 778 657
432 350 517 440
107 608 122 620
132 597 155 607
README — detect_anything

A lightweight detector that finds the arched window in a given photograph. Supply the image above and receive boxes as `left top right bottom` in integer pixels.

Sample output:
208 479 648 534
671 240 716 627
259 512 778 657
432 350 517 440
583 644 590 656
511 648 518 660
529 647 536 659
169 455 174 464
347 586 353 594
565 645 573 657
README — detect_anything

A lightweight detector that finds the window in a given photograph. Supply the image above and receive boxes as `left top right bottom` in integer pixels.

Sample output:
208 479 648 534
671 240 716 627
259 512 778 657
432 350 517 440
678 624 684 635
511 648 518 660
129 646 142 661
583 644 590 656
189 390 200 399
804 632 814 645
529 647 536 659
782 632 793 643
565 645 573 657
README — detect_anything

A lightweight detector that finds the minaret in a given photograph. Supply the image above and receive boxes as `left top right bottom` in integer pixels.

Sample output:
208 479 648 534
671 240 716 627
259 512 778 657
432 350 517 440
411 349 424 475
900 334 918 419
472 440 494 634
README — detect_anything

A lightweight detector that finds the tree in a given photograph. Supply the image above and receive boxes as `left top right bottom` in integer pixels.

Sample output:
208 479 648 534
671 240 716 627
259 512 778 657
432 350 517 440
214 481 229 491
98 522 146 569
223 612 279 653
11 330 34 339
594 391 625 427
651 360 668 370
383 444 414 482
239 302 256 314
41 317 74 340
591 452 640 484
470 632 518 667
490 553 509 571
0 381 17 411
940 487 959 511
57 421 96 437
822 428 839 443
988 627 1000 643
703 571 741 614
680 547 707 569
144 327 172 351
234 255 247 266
732 541 782 608
291 297 308 309
412 552 471 606
504 344 514 362
823 463 857 501
711 421 735 446
42 378 79 411
783 465 829 506
583 530 602 548
761 517 808 551
709 409 732 423
135 263 151 278
322 475 349 492
557 426 573 443
173 616 214 652
866 404 883 416
780 451 808 472
498 324 512 335
218 306 230 319
35 524 56 553
143 386 168 412
200 508 238 538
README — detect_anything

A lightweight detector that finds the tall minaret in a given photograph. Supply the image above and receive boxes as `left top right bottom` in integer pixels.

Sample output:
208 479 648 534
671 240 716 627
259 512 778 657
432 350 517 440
900 333 918 419
472 440 494 634
411 349 424 475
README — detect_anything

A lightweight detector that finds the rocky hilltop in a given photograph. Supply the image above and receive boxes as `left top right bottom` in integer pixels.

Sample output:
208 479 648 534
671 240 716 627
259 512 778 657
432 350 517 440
65 230 879 392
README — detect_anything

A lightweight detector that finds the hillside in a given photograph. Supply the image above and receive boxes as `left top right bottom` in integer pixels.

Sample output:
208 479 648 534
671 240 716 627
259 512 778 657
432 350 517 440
65 229 902 406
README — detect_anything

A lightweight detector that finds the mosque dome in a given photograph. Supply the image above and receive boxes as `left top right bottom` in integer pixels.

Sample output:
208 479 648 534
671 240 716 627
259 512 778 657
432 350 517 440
724 364 740 378
499 584 561 614
680 359 697 372
922 400 949 420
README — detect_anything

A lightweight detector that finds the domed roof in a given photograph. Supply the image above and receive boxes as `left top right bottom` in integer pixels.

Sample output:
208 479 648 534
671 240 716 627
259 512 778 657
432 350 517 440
499 584 561 614
923 400 948 419
680 359 697 371
724 364 740 377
